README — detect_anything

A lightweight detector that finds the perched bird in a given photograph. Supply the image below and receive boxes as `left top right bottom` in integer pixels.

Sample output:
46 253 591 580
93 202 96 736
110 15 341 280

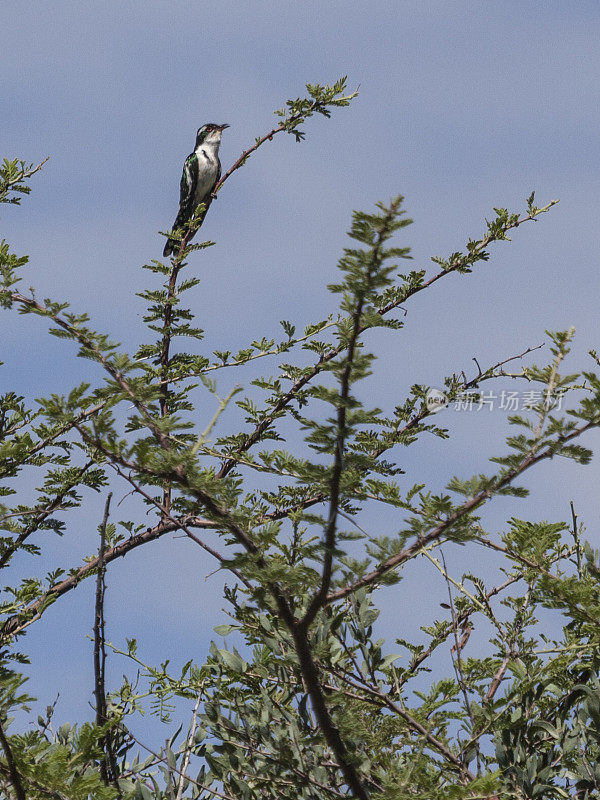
163 123 229 257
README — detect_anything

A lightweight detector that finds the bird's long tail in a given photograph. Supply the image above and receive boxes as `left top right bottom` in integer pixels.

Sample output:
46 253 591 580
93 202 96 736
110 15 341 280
163 211 187 257
163 204 211 258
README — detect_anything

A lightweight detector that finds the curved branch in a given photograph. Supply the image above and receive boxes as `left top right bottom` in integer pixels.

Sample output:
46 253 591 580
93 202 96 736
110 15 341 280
326 418 599 604
0 514 216 640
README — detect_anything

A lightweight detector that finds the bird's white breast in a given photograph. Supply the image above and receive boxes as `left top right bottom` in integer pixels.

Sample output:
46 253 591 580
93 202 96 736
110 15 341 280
194 143 220 204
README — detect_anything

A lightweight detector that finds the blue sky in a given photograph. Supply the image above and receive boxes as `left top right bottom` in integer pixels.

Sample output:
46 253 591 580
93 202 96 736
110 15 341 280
2 0 600 740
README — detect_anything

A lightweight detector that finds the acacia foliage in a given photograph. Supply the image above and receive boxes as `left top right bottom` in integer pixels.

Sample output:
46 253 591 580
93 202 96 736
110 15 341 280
1 79 600 799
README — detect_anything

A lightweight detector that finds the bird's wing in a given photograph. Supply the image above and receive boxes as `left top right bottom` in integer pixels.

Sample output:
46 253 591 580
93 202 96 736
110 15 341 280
177 152 198 218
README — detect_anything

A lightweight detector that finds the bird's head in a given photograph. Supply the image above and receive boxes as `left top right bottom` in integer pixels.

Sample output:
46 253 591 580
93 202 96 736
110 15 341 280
195 123 229 148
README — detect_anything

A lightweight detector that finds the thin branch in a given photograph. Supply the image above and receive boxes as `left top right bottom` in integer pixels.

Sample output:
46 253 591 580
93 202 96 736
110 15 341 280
215 205 556 481
0 514 216 640
301 204 395 631
191 385 241 453
570 499 583 576
485 652 512 703
194 318 338 376
213 90 358 195
326 417 599 604
0 717 26 800
93 492 120 793
327 663 474 781
0 156 50 202
0 460 95 570
440 551 476 737
176 691 203 800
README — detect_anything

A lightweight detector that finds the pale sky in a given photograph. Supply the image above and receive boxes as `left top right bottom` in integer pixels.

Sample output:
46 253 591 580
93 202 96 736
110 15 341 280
2 0 600 737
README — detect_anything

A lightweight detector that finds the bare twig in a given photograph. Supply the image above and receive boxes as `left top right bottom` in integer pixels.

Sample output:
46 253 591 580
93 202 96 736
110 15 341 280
570 500 582 576
439 551 476 738
176 691 203 800
93 493 120 793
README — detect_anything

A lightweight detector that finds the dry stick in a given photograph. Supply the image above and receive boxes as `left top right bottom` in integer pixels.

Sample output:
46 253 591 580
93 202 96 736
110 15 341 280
93 493 120 794
0 717 26 800
439 550 478 772
119 726 238 800
175 691 203 800
570 499 582 575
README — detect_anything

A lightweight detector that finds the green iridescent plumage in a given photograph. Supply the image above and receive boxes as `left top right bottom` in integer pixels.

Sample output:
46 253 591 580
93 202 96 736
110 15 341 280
163 123 229 257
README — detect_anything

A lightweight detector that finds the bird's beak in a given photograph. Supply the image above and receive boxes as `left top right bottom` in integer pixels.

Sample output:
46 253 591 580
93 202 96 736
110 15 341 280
219 124 230 130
